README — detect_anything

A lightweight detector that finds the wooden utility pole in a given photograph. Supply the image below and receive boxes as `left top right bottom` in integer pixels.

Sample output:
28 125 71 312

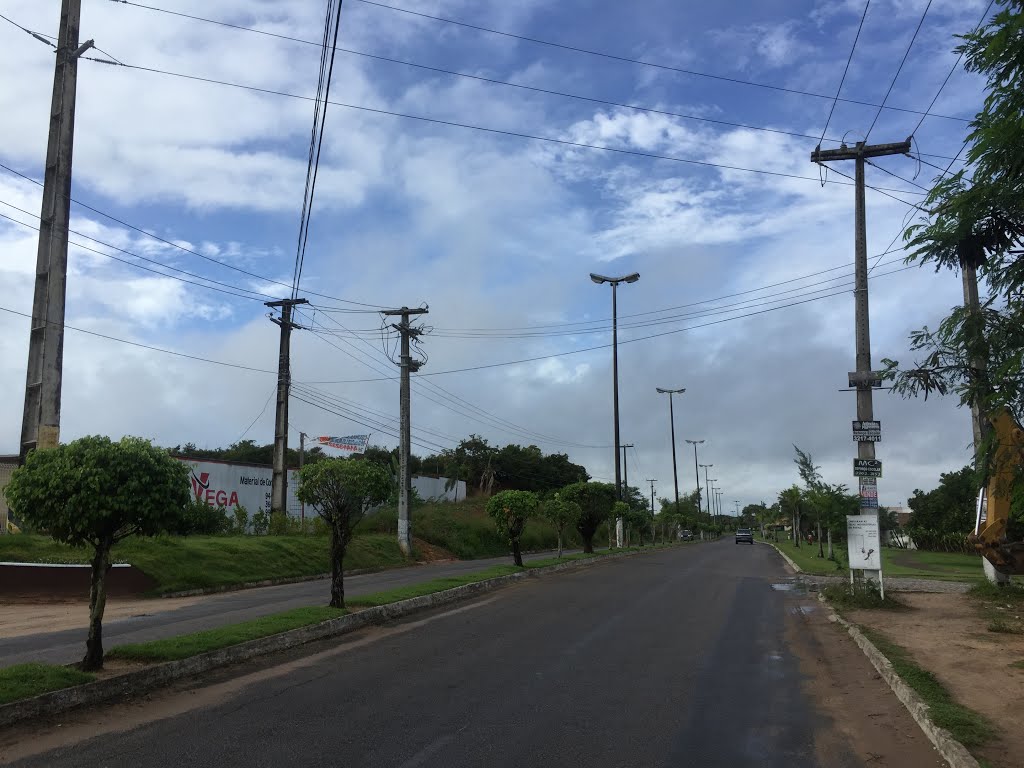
646 478 657 542
812 139 911 521
20 0 95 459
266 298 307 514
960 258 990 468
382 306 428 556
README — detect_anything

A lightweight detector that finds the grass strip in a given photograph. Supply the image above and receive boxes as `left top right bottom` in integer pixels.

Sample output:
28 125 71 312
108 606 346 662
859 626 996 748
821 583 906 610
0 663 95 705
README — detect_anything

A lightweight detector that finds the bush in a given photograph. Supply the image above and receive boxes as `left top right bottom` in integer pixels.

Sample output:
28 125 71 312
231 505 249 534
173 502 231 536
905 529 974 553
821 581 906 610
251 509 270 536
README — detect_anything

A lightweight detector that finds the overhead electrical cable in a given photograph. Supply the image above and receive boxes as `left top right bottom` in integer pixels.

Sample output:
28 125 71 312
100 0 968 158
73 59 929 196
864 0 933 142
0 160 387 309
818 0 871 147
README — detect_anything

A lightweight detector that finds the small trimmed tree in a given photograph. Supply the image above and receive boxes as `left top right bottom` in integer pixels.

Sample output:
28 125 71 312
560 481 617 553
486 489 539 566
4 436 190 670
540 496 581 557
297 458 391 608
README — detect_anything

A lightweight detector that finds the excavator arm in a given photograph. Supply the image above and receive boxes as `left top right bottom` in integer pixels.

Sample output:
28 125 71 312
971 408 1024 574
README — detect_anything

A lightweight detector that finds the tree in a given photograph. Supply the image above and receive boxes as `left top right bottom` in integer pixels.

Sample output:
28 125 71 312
296 458 392 607
540 496 582 557
906 465 979 550
4 436 190 670
560 481 617 553
884 3 1024 472
486 490 539 566
622 503 651 546
778 486 803 547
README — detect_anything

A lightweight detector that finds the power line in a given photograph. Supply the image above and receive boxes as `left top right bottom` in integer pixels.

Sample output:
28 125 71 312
349 0 969 123
864 0 932 142
0 10 56 47
0 305 277 373
77 59 929 196
237 388 277 441
0 199 276 302
818 0 871 147
0 161 388 309
910 0 995 138
291 0 346 298
303 263 919 383
99 0 968 160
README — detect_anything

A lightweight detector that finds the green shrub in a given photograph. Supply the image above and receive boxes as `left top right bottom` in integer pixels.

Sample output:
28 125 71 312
173 502 231 535
231 505 249 534
251 508 270 536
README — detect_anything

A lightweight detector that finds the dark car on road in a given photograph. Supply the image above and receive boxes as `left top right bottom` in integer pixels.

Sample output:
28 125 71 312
680 529 693 541
735 527 754 545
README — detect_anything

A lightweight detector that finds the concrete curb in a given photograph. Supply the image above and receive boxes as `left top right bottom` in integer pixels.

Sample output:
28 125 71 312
0 547 666 729
761 540 803 573
817 593 980 768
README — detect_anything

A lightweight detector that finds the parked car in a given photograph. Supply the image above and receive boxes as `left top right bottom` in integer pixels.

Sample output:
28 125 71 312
735 527 754 545
680 529 693 541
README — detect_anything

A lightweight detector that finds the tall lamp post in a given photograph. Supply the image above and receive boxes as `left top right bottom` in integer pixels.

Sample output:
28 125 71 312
591 272 639 547
699 463 713 525
685 439 704 520
655 387 685 514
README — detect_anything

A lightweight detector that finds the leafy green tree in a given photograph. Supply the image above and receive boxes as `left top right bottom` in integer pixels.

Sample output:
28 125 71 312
906 465 979 550
539 496 582 557
560 482 617 553
622 503 652 546
486 490 539 566
296 458 392 607
778 486 803 547
4 436 190 670
884 3 1024 467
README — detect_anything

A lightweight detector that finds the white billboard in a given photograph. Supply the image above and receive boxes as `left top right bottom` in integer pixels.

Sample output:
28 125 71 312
846 514 882 571
176 458 302 517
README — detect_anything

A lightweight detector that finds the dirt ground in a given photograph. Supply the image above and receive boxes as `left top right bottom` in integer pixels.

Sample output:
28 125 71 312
0 594 205 639
850 592 1024 768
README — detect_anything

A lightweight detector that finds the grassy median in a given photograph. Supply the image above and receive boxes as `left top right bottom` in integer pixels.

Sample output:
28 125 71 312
0 663 95 705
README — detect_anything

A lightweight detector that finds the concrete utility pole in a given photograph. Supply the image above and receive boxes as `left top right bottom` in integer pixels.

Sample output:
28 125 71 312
961 259 989 468
267 298 307 514
20 0 95 459
656 388 685 516
299 431 306 525
646 478 657 541
812 139 911 524
382 306 429 556
618 443 633 547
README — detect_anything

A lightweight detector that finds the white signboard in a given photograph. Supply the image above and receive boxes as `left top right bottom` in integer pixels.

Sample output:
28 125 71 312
847 515 882 571
176 458 302 517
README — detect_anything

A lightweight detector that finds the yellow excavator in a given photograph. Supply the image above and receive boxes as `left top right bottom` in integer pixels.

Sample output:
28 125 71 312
971 408 1024 580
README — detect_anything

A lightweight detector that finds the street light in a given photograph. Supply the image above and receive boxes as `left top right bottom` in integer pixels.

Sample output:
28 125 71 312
685 439 704 517
656 387 685 514
699 463 713 523
592 272 639 547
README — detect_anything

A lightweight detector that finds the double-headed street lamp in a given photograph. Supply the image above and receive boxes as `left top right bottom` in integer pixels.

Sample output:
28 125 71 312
655 387 685 513
591 272 639 505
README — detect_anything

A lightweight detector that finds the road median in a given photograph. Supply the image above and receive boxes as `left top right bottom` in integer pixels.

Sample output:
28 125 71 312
0 545 674 729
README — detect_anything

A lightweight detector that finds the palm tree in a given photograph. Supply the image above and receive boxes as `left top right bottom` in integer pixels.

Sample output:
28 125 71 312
779 486 803 547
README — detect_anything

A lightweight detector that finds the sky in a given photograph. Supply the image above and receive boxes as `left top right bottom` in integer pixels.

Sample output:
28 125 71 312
0 0 994 511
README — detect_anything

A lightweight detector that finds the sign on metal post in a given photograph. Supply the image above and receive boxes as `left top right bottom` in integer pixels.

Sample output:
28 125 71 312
853 458 882 478
852 420 881 442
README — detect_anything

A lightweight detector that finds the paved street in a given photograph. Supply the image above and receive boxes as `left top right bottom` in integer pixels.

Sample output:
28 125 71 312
0 549 578 667
1 541 941 767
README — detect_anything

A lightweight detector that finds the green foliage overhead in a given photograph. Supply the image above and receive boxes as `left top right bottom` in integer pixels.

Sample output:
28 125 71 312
5 436 190 547
906 465 979 541
885 2 1024 423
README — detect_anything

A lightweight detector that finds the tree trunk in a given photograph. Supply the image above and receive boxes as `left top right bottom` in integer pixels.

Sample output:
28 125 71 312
512 538 523 567
827 528 834 560
817 521 824 558
82 543 112 671
328 528 346 608
583 534 593 554
793 510 799 547
557 528 563 558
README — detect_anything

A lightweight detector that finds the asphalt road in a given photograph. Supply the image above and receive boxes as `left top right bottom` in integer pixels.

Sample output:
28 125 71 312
3 541 941 768
0 549 575 667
